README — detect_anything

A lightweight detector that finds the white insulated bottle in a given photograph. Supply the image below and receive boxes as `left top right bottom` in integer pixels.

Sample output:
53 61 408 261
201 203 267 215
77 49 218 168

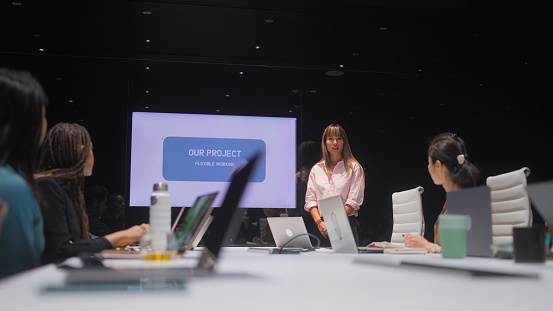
149 182 171 251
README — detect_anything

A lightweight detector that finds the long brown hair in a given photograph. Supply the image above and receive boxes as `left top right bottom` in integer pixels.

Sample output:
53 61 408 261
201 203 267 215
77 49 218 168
35 123 92 239
320 124 362 177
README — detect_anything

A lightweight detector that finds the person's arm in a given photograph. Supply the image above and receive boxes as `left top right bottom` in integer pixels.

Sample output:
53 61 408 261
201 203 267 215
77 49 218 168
345 204 354 216
344 163 365 216
404 233 441 253
104 224 148 248
0 175 44 276
38 178 114 262
304 166 318 213
304 166 327 237
309 206 327 238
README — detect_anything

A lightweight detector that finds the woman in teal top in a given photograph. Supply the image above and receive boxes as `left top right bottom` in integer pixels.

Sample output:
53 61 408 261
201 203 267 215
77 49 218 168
0 68 48 279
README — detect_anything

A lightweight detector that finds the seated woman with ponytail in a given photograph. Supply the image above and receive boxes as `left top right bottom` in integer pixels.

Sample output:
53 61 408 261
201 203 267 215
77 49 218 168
403 133 480 253
36 123 148 264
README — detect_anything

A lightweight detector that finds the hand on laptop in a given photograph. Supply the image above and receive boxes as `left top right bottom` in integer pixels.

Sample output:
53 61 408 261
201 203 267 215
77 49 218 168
105 223 150 248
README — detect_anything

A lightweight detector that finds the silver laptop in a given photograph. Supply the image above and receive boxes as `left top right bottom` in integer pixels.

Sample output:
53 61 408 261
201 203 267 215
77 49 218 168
446 185 493 257
319 195 374 253
527 180 553 226
267 217 312 249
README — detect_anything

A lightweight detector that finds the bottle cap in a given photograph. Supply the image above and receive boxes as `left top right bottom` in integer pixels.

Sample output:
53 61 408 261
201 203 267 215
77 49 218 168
153 182 168 191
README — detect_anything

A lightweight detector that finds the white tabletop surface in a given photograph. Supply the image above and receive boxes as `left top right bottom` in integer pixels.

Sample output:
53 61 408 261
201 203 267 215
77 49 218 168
1 247 552 311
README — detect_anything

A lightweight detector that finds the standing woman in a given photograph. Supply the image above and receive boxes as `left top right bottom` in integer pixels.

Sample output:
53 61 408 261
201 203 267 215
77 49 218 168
404 132 480 253
304 124 365 246
0 69 48 278
35 123 148 264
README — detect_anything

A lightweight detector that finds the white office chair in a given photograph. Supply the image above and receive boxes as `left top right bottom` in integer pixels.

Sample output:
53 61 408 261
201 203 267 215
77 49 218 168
390 186 425 243
486 167 532 245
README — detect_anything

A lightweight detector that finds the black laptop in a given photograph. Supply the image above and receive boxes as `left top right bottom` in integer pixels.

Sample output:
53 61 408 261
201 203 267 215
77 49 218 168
527 180 553 227
446 185 493 257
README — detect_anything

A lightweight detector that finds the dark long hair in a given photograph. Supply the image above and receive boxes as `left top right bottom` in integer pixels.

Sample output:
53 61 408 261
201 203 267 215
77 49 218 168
35 123 92 239
428 133 480 188
298 140 320 172
0 68 48 189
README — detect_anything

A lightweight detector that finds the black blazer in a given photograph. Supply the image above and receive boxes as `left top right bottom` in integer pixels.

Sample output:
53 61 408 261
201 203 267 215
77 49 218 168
37 177 112 264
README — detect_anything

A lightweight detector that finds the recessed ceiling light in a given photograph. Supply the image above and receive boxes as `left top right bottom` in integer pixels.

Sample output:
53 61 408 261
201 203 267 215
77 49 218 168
417 69 423 72
216 109 220 112
325 70 344 77
143 11 152 15
255 46 261 50
145 90 149 93
379 26 388 31
145 39 150 43
69 100 73 103
339 64 344 68
265 19 274 23
145 106 149 109
225 94 230 97
38 48 45 52
239 71 244 75
288 110 293 113
145 66 150 70
12 2 22 6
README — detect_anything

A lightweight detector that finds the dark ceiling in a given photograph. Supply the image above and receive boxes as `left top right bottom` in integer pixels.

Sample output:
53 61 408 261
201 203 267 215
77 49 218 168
1 0 552 239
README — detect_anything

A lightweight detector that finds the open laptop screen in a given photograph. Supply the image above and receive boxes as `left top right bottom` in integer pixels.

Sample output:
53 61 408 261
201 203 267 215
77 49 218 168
175 192 218 254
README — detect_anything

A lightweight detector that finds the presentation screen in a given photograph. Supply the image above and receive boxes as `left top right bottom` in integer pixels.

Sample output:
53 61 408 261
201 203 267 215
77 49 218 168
129 112 296 209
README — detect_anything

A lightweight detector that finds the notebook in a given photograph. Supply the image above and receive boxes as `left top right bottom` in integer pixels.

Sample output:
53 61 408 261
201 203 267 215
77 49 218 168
446 185 493 257
527 180 553 226
67 152 261 282
267 217 313 249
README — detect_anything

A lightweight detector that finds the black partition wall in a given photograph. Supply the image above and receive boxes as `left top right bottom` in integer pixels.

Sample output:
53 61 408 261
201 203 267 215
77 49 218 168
1 0 551 245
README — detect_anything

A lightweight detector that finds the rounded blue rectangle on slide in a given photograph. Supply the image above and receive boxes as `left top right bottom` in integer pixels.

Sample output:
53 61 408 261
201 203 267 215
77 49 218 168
162 137 266 182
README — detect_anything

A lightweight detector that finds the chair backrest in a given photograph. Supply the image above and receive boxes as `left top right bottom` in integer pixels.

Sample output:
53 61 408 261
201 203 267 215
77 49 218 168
391 186 424 243
486 167 532 244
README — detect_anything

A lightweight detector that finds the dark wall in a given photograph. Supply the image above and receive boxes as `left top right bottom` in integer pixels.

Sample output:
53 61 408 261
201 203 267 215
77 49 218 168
1 0 551 244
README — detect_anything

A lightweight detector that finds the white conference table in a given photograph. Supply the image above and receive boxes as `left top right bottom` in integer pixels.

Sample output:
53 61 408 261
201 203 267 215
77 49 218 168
1 247 552 311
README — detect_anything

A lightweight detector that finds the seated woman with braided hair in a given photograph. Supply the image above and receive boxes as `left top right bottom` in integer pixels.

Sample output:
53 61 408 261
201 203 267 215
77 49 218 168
403 132 480 253
36 123 148 264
